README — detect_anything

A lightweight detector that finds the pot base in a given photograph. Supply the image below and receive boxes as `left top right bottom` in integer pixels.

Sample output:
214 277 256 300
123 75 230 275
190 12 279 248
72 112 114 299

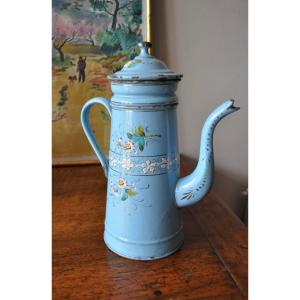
103 227 184 261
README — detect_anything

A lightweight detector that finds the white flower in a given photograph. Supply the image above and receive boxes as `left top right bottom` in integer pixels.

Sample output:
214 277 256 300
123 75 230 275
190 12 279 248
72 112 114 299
118 178 126 188
123 141 135 152
112 187 120 196
110 156 118 167
160 157 172 169
122 158 134 170
116 137 123 147
142 160 156 173
109 180 120 195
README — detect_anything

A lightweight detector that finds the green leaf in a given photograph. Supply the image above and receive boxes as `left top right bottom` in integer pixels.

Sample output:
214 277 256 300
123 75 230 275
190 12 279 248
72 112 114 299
127 133 133 139
135 125 145 136
121 193 128 201
139 138 145 149
139 143 144 151
125 189 137 196
132 134 141 142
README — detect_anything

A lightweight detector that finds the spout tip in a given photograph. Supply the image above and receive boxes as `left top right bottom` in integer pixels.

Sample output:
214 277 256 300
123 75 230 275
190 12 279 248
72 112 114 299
228 99 240 111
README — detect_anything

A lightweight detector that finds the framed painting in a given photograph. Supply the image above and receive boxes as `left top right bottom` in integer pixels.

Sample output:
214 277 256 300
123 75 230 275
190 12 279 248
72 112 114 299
52 0 151 165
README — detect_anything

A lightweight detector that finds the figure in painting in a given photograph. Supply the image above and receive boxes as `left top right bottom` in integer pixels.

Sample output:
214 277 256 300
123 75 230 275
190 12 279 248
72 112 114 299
77 56 87 83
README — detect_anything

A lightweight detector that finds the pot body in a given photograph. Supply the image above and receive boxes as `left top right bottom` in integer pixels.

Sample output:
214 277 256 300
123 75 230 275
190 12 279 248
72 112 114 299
103 82 183 260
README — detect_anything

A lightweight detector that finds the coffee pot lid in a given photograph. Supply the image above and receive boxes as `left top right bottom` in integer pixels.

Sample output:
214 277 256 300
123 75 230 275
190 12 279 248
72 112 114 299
108 42 183 82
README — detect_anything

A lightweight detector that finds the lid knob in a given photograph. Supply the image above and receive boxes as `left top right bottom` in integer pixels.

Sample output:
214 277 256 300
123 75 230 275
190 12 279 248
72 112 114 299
138 41 152 56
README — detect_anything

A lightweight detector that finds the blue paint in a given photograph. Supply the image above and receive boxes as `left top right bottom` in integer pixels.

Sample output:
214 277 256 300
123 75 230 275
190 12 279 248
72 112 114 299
81 42 239 260
81 97 112 177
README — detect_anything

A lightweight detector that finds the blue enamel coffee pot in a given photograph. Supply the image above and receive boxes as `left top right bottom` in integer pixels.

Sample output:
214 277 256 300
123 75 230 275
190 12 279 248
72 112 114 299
81 42 239 260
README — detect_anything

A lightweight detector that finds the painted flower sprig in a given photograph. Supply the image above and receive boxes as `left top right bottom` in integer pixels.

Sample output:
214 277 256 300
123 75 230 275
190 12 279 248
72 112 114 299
112 178 137 201
127 125 161 152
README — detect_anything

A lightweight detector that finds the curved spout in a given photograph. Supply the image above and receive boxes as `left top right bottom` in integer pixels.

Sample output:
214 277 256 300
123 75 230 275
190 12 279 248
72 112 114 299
175 99 239 208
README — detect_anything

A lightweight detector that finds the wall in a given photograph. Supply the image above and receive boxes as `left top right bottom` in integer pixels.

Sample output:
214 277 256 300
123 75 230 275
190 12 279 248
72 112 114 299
152 0 248 218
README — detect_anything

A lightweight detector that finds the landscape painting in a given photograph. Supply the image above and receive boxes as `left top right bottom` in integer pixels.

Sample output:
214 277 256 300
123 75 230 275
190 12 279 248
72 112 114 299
52 0 148 164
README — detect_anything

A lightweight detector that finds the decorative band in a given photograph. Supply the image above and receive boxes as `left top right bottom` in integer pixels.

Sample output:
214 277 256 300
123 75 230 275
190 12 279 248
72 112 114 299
110 101 178 111
109 152 179 176
110 79 181 84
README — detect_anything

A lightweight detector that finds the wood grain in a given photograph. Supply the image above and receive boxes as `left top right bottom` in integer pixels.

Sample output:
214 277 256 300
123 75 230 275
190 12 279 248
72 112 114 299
53 156 248 299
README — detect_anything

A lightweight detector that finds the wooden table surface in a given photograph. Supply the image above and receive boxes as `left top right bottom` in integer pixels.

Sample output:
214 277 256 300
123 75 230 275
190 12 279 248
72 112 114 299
53 156 248 299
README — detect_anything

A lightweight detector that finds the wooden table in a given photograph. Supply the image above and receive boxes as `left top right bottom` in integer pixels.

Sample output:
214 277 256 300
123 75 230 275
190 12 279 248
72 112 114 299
53 156 248 299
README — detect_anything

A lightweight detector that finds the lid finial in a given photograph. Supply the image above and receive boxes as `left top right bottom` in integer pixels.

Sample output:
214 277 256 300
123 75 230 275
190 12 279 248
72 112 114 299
138 41 152 56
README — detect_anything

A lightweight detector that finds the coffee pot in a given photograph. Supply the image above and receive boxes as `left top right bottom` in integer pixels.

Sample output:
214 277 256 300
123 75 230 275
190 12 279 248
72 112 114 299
81 42 239 260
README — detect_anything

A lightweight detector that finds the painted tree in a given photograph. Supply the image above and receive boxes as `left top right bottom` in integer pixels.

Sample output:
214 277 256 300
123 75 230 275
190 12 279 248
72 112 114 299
121 0 142 35
52 15 76 62
76 21 97 46
84 25 96 46
89 0 138 31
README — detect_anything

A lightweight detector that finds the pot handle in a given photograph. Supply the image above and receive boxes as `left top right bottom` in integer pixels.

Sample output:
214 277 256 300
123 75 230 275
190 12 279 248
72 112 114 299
81 97 112 177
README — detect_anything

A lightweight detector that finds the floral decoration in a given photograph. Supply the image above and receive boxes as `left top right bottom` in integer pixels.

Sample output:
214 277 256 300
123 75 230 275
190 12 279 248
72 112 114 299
121 158 134 170
109 155 177 175
111 177 138 201
141 160 156 173
126 125 161 152
116 138 137 154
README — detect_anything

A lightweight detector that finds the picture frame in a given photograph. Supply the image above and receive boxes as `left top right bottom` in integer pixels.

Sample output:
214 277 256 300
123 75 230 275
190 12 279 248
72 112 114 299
52 0 152 166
